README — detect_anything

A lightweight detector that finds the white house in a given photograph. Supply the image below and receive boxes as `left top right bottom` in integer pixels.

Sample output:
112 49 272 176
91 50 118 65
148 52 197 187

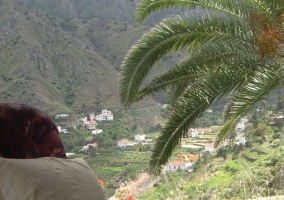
189 129 199 138
91 129 103 134
239 137 246 145
96 110 113 121
55 114 69 118
107 115 113 120
66 153 75 157
166 161 193 172
58 127 69 134
95 115 106 121
205 142 215 152
206 109 213 113
83 114 98 130
85 123 96 130
135 134 146 141
117 139 134 147
102 110 112 115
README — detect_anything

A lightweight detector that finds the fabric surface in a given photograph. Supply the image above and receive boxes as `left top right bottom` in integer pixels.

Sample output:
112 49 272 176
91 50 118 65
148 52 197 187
0 103 66 158
0 157 107 200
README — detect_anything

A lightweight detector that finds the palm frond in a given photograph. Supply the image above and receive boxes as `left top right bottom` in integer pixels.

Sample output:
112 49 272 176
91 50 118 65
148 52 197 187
135 0 282 24
121 0 284 178
215 66 284 147
119 15 253 107
133 45 258 103
250 0 284 18
149 65 250 175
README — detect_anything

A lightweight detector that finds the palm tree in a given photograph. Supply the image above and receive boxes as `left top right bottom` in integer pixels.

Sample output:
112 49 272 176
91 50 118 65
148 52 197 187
119 0 284 175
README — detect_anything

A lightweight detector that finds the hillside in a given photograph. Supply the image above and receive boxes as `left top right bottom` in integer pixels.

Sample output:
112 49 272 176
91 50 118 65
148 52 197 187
0 0 150 115
17 0 137 23
0 0 194 116
2 1 282 199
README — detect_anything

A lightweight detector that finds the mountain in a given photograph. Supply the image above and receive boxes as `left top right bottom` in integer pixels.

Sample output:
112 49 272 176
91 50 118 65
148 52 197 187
0 0 152 115
0 0 191 116
17 0 137 23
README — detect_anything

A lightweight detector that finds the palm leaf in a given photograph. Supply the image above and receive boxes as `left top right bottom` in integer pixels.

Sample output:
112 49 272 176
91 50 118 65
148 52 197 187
119 15 253 107
133 45 258 103
216 65 284 147
149 65 250 175
135 0 282 24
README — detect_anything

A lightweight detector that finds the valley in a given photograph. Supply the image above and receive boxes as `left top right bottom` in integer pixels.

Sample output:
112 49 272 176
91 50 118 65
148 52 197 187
1 0 284 199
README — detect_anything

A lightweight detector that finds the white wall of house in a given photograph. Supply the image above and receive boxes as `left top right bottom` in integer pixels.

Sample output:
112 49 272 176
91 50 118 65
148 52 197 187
95 110 113 121
117 142 127 147
86 124 96 130
55 114 69 118
96 115 106 121
166 162 193 172
59 128 69 134
191 130 199 138
102 110 112 115
205 146 215 152
107 115 113 120
92 129 103 134
239 137 246 145
135 134 146 141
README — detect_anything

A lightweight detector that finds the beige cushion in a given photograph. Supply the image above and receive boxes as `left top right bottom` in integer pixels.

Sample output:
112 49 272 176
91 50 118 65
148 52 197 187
0 157 106 200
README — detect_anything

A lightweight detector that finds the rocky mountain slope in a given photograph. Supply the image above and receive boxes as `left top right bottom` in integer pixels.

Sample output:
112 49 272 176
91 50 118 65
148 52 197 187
0 0 150 115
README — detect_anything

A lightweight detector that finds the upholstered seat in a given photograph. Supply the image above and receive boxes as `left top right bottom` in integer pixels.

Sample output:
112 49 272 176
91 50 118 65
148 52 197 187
0 103 66 159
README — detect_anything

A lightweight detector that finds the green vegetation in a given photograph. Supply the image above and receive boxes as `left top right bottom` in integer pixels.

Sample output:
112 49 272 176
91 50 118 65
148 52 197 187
119 0 284 176
2 0 284 199
71 149 152 198
138 133 284 199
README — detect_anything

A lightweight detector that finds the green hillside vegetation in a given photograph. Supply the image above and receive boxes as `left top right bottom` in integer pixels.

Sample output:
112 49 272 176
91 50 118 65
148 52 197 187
138 124 284 199
56 95 284 199
65 115 284 199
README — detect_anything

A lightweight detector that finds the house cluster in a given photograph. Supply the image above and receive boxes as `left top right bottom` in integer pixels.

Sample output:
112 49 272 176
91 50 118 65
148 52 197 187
78 110 113 134
79 142 98 152
166 153 200 172
54 113 72 134
79 114 103 135
185 118 248 153
95 110 113 121
116 134 146 147
203 136 246 153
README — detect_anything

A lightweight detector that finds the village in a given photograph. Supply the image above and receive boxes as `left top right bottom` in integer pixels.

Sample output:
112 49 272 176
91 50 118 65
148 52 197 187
54 106 284 175
51 105 284 199
54 108 251 173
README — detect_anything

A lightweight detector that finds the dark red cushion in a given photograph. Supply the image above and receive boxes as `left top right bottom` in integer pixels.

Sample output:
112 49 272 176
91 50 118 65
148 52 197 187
0 103 66 159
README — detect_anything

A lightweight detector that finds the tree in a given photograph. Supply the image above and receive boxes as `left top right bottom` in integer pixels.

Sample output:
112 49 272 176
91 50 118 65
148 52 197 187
120 0 284 175
216 147 229 160
252 123 274 137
